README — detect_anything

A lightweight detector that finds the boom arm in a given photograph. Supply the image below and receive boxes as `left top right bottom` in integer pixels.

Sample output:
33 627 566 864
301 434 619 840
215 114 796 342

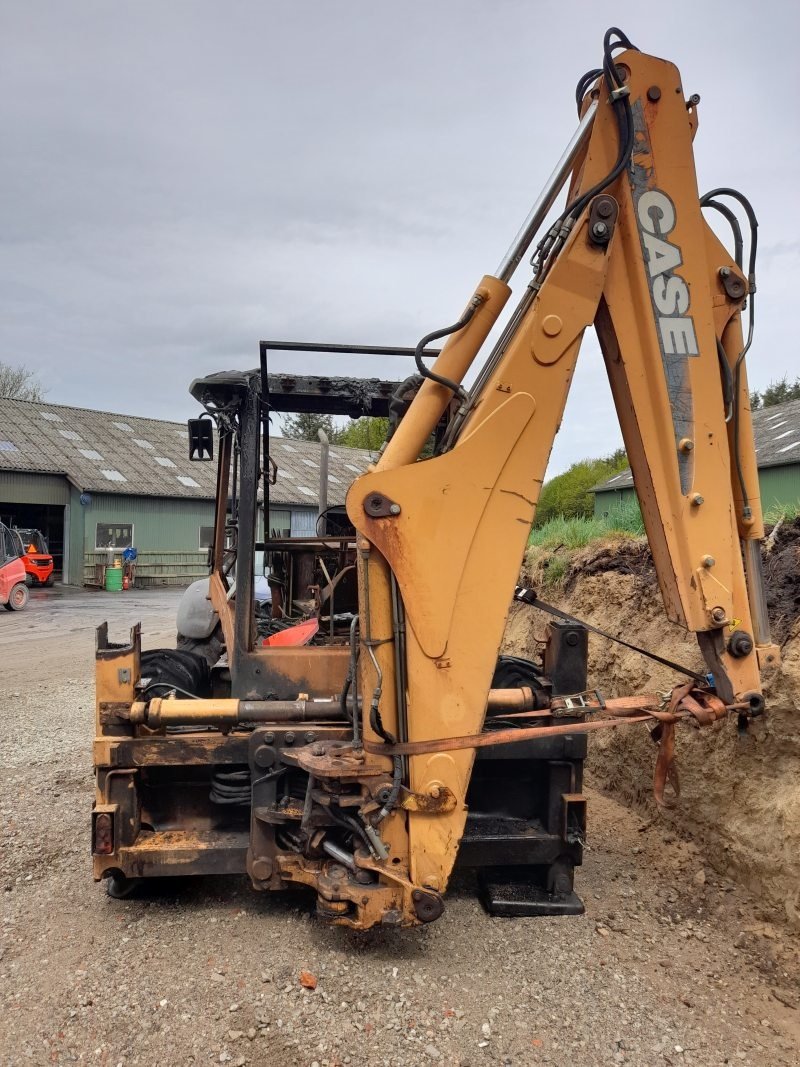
347 40 775 892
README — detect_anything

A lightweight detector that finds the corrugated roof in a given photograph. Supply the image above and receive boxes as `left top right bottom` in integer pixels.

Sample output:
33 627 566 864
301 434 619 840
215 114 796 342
590 397 800 494
0 397 375 506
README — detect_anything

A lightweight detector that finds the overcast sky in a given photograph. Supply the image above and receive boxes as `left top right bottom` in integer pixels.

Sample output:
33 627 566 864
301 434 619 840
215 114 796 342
2 1 798 474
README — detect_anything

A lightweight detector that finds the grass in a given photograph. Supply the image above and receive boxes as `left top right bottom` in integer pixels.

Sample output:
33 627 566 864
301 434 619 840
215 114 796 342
764 502 800 524
529 499 645 550
525 501 646 589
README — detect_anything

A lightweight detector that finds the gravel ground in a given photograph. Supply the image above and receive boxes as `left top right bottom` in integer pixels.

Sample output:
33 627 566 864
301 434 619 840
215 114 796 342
1 588 799 1066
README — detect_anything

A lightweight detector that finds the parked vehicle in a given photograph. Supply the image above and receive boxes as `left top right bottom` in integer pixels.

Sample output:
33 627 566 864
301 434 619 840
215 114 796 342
0 522 28 611
14 528 54 586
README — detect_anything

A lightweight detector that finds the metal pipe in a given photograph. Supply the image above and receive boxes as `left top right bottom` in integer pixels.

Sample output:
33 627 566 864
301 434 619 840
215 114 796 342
743 539 772 646
494 100 598 283
390 573 409 779
317 429 329 534
136 697 348 728
322 840 356 870
486 686 537 711
260 340 440 359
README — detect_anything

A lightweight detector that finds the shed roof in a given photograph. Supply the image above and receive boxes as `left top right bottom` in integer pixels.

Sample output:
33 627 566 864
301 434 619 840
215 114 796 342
590 397 800 494
0 396 375 507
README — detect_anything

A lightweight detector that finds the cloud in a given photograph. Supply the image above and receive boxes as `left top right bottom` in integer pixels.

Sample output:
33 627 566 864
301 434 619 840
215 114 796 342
1 0 797 474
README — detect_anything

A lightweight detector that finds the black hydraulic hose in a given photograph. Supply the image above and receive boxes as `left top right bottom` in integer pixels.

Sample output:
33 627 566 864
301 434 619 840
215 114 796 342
575 67 602 112
716 338 735 423
701 197 744 268
413 299 481 398
534 28 637 282
700 188 759 521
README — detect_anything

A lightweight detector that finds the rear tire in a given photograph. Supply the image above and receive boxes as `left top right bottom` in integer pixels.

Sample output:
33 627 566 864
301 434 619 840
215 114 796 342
5 583 29 611
105 873 141 899
176 624 225 669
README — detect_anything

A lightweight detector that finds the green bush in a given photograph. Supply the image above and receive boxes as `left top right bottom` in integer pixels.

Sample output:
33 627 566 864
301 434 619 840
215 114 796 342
535 448 628 525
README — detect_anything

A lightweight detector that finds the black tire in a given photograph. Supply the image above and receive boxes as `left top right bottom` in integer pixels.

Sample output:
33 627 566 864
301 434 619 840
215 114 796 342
176 624 225 669
5 583 29 611
43 576 54 587
140 648 213 699
105 873 141 899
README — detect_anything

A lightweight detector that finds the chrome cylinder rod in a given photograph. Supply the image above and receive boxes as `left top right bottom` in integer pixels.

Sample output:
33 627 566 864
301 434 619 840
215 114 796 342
743 538 772 646
494 100 598 284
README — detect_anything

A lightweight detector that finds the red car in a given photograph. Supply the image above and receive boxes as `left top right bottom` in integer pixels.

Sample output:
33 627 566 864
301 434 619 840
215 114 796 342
0 522 28 611
14 528 54 586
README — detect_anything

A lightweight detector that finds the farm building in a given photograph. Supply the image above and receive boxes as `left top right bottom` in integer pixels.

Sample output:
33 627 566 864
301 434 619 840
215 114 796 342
591 397 800 518
0 396 374 586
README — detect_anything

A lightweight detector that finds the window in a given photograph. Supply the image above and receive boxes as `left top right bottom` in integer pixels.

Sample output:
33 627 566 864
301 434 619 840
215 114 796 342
199 525 215 549
1 525 20 563
95 523 133 550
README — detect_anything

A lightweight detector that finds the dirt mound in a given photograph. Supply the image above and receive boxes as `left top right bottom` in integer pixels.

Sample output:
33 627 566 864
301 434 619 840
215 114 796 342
503 522 800 926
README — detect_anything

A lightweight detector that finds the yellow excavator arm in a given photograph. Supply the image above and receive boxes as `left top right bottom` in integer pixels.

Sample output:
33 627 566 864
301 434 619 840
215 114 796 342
346 30 776 897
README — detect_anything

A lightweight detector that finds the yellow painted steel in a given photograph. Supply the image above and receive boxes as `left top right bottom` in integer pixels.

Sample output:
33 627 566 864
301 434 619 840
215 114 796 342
347 49 766 893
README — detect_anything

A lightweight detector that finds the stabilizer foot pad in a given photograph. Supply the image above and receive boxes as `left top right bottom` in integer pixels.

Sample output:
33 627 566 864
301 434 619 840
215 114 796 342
478 871 585 917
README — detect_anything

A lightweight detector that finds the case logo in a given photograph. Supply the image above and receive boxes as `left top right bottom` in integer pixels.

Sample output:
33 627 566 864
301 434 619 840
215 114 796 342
636 189 698 357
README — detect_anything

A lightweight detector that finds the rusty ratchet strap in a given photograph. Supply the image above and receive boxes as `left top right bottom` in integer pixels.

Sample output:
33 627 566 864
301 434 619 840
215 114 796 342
364 711 654 757
364 685 728 805
363 692 664 757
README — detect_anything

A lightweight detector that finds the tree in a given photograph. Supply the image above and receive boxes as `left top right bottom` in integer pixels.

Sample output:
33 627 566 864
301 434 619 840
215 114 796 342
535 447 628 524
750 376 800 411
337 416 389 451
0 361 46 401
280 412 343 442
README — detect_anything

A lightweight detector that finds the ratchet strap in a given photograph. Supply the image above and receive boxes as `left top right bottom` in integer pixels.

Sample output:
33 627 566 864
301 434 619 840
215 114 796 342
513 585 705 681
364 683 727 807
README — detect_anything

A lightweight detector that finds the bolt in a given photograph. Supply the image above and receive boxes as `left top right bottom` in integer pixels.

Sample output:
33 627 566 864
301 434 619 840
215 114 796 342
711 607 726 623
285 731 295 745
305 731 316 743
251 858 273 881
596 199 614 219
702 555 715 569
647 85 662 102
264 731 275 743
691 494 704 506
689 92 701 106
565 631 579 647
719 266 731 278
679 438 694 453
592 221 609 239
389 503 401 516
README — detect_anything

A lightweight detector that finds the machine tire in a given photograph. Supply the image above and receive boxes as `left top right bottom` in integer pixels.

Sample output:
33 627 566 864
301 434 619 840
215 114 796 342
176 624 225 669
105 873 141 899
43 576 54 587
5 583 29 611
140 648 213 699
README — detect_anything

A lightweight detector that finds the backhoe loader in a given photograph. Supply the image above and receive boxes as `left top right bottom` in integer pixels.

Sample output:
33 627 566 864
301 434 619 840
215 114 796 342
92 29 777 928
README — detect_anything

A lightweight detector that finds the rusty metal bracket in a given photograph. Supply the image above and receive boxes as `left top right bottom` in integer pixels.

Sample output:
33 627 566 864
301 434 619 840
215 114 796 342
284 740 388 780
397 784 457 814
